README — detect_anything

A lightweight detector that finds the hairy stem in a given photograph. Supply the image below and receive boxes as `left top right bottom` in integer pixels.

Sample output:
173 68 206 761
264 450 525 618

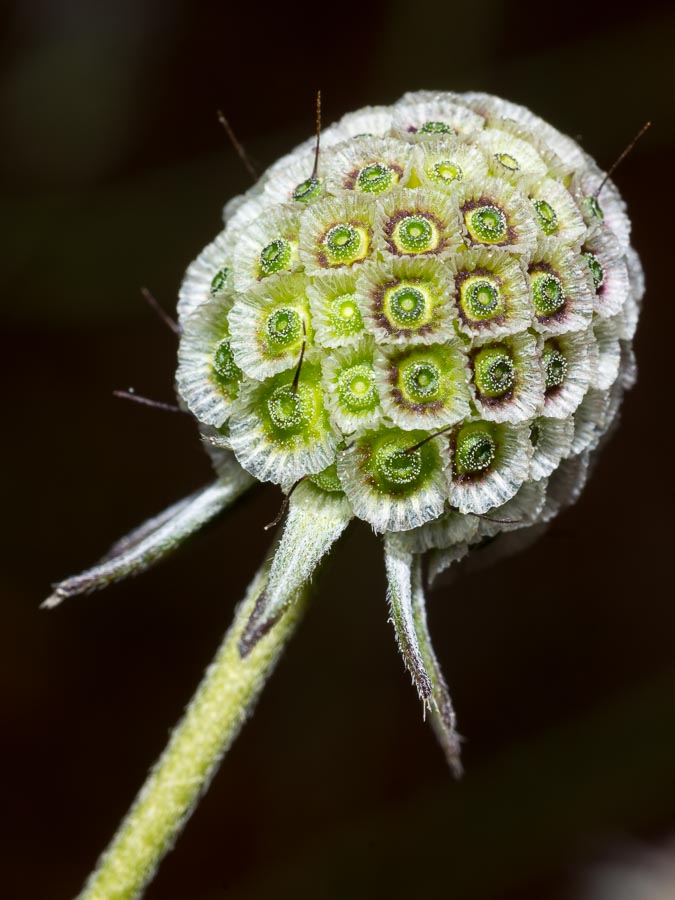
77 560 309 900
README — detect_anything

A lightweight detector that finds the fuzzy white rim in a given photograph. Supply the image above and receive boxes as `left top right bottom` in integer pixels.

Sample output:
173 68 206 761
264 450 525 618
542 327 595 419
474 477 548 540
539 451 591 523
570 388 612 455
469 330 545 424
298 191 379 277
231 203 303 292
592 315 622 391
228 373 339 491
177 228 232 323
398 507 480 553
411 136 489 190
477 125 549 186
337 430 450 533
356 255 457 346
339 105 394 138
447 421 533 515
529 417 575 482
459 92 588 173
527 177 586 247
323 135 414 196
321 341 385 434
304 269 368 350
375 340 472 430
176 299 238 428
529 238 594 336
583 225 630 318
227 272 313 381
572 165 631 251
455 176 539 259
375 185 464 260
453 247 533 341
391 96 485 141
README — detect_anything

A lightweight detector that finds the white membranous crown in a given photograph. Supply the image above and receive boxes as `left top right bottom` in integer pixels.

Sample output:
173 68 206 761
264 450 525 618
49 91 643 774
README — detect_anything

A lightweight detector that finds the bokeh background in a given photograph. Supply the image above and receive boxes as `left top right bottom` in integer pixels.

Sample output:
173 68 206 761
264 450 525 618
2 1 675 898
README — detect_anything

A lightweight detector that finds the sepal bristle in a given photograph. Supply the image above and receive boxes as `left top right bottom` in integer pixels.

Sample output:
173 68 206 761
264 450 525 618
410 555 463 777
384 538 463 775
43 463 254 608
239 483 352 656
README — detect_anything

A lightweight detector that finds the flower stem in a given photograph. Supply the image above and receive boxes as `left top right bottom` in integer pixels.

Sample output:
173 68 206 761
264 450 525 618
77 560 310 900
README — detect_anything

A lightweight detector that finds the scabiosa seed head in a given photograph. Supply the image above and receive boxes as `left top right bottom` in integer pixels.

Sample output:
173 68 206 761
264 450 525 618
51 96 645 891
176 89 642 547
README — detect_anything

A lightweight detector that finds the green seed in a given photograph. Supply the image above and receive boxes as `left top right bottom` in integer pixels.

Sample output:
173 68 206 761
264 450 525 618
212 339 241 387
309 463 343 493
531 270 565 317
327 293 365 338
386 285 428 327
429 160 462 184
459 276 503 322
210 267 229 296
584 195 604 221
583 251 604 290
393 215 437 253
464 203 508 244
542 342 568 389
266 383 312 435
323 223 367 264
532 199 558 235
337 364 379 414
495 152 519 172
265 307 303 349
259 239 292 277
418 121 453 135
356 163 394 195
292 177 321 203
473 346 515 398
455 423 497 475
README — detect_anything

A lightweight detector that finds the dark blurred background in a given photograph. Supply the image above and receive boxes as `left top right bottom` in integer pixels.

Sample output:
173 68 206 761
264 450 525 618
2 1 675 898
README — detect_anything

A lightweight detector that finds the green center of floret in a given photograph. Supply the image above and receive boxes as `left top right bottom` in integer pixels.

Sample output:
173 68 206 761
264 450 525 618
583 251 605 290
292 177 321 203
459 275 503 321
210 267 229 296
212 338 241 387
356 163 395 194
400 359 442 403
265 383 314 436
265 307 303 349
532 199 559 235
430 160 463 184
464 203 508 244
474 346 515 398
328 293 365 338
370 431 438 494
393 214 438 254
418 121 453 134
583 195 604 221
375 445 421 488
531 269 565 317
542 342 568 390
454 422 497 475
386 285 429 327
495 152 519 172
337 364 379 414
259 239 292 277
322 222 369 265
308 462 343 493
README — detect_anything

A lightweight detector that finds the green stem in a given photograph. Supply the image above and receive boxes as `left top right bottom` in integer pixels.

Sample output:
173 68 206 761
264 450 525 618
77 560 309 900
